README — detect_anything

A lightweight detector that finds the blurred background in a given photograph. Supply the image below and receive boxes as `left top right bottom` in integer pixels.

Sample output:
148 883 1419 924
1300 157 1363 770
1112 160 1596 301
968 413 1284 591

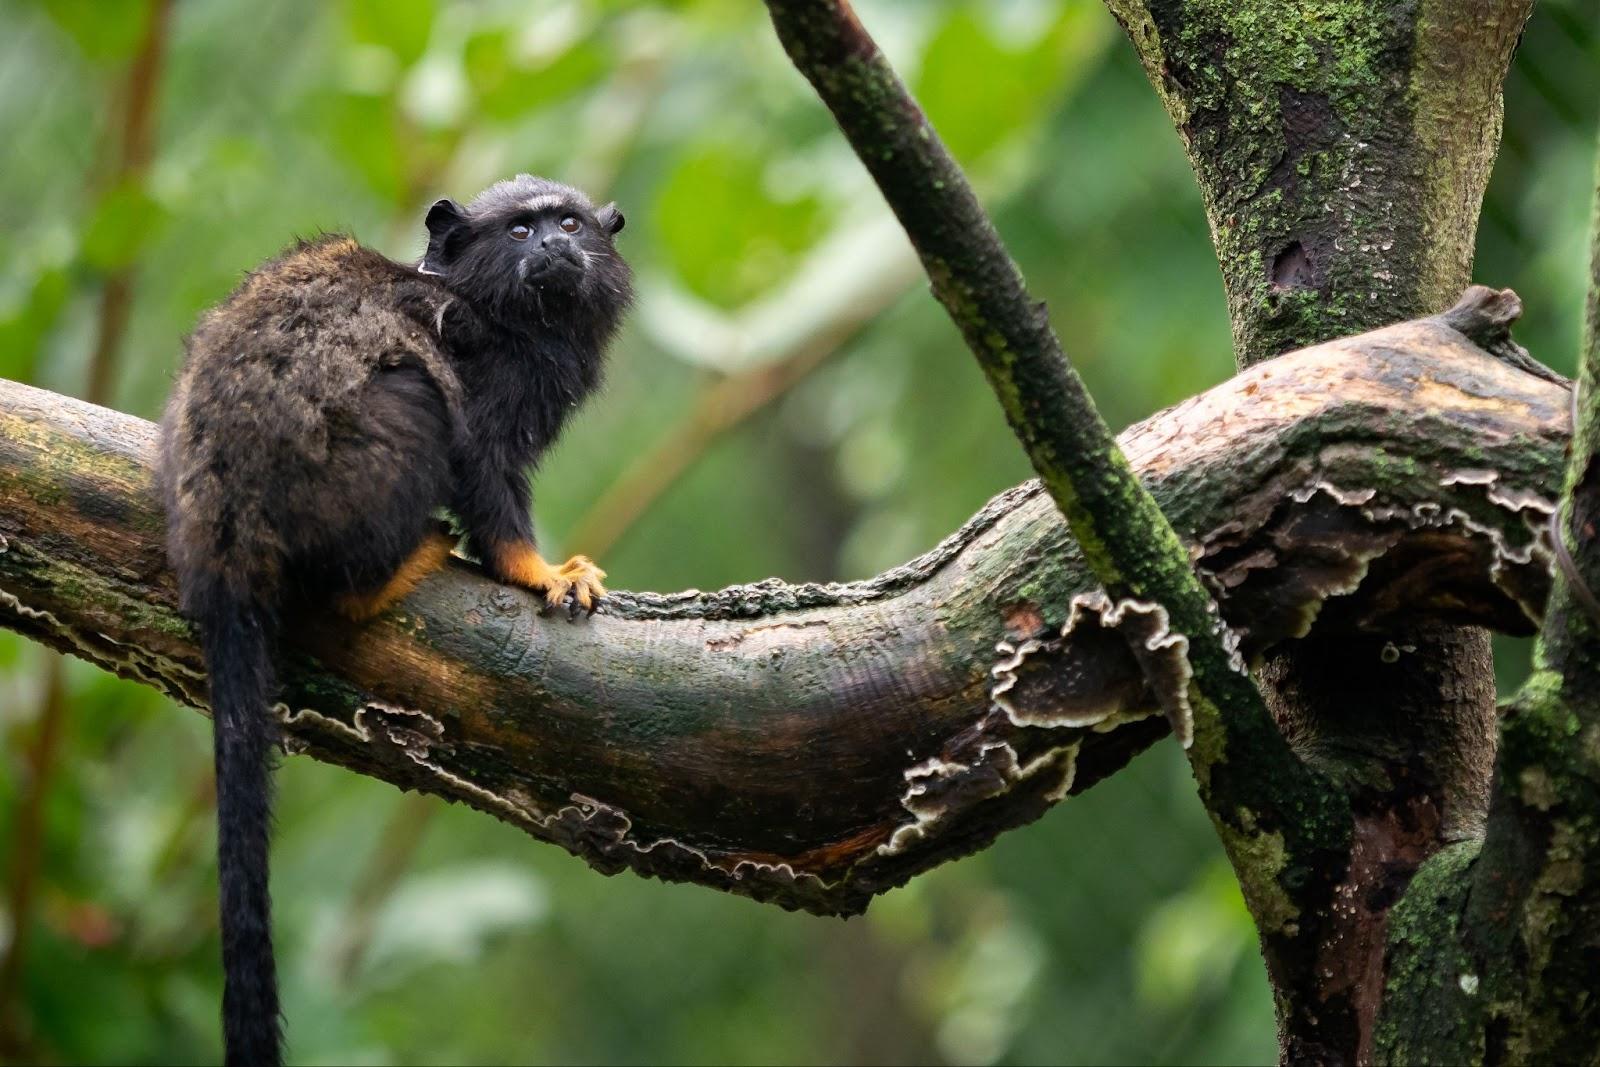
0 0 1595 1063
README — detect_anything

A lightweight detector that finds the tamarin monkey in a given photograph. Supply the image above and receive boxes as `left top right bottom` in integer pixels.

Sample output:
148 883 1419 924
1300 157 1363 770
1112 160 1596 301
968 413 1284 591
158 175 632 1065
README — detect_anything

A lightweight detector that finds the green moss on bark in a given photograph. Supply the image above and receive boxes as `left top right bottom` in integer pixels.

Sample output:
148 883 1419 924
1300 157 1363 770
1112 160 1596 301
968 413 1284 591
1108 0 1531 367
1374 841 1482 1065
1414 144 1600 1065
1106 3 1533 1061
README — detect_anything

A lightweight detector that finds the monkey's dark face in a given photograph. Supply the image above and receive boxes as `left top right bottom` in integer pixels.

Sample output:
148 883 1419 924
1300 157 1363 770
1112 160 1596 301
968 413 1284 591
421 175 632 334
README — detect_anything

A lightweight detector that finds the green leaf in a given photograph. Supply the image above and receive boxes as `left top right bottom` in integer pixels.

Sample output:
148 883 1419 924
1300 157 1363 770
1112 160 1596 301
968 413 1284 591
461 28 608 122
1135 860 1255 1010
654 145 826 307
313 89 403 201
914 5 1107 164
80 179 165 271
34 0 148 60
0 266 70 382
344 0 437 67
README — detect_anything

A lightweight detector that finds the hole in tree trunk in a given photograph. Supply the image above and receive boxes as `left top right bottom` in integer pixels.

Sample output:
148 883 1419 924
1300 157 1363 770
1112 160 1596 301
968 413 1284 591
1271 241 1315 289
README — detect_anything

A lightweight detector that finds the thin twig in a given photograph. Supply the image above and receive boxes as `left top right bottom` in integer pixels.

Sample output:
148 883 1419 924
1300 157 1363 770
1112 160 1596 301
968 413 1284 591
568 270 906 558
150 773 218 881
568 348 835 559
329 793 439 982
84 0 175 408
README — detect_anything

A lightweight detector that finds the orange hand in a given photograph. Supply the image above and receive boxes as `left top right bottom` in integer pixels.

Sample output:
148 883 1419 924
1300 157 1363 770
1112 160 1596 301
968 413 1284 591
557 554 608 613
488 541 607 617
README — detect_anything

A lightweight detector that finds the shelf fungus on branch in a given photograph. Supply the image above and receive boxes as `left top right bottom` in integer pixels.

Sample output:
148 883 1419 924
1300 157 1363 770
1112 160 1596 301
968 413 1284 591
0 290 1570 914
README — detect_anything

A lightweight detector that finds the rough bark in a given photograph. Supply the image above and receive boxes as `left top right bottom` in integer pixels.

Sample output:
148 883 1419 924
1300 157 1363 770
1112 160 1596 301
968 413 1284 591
1105 3 1533 1058
1375 150 1600 1067
0 305 1568 916
1104 0 1531 365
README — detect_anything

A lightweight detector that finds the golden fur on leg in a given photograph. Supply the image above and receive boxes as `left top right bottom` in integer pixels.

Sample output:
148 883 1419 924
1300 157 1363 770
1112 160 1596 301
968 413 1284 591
334 531 457 621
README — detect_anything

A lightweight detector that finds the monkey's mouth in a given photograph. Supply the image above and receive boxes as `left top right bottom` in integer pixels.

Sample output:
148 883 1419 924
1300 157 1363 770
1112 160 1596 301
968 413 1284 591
520 249 584 284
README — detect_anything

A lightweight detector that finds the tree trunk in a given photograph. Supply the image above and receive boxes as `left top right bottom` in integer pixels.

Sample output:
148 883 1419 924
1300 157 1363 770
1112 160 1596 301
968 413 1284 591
1105 2 1533 1060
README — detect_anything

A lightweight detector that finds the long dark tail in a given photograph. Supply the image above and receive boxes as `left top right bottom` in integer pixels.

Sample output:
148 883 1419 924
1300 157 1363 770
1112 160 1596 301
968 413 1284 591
197 586 284 1067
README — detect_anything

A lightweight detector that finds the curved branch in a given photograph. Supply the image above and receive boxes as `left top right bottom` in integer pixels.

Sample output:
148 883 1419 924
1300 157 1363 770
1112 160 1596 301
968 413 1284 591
0 310 1568 916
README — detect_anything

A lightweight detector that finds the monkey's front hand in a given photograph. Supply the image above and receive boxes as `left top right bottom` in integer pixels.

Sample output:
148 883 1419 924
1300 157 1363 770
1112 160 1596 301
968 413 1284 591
488 541 607 619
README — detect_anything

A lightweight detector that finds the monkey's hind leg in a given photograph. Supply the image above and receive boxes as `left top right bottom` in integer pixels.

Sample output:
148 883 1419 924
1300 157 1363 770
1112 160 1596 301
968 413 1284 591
334 531 457 621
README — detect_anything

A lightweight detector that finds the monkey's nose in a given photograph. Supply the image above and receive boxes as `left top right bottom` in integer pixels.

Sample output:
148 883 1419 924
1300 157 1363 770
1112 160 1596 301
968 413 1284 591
542 233 570 250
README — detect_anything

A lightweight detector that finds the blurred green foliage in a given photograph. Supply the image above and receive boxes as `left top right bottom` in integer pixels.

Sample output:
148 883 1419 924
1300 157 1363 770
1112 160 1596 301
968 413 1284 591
0 0 1595 1063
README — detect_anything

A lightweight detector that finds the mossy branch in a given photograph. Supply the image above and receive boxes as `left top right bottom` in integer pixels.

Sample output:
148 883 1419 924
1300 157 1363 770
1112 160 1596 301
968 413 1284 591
0 310 1569 916
760 0 1366 1018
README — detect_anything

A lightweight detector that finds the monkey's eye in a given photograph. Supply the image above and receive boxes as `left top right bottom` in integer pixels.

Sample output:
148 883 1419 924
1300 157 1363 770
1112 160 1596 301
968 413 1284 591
559 216 582 234
508 223 533 241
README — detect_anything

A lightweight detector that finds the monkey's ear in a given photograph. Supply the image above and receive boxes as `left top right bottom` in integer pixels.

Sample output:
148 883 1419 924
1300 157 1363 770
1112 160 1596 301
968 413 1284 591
421 198 467 275
426 198 465 235
597 202 625 235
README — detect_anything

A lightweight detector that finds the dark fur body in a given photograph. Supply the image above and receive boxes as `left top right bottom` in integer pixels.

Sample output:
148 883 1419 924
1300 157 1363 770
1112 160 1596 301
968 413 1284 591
157 176 631 1065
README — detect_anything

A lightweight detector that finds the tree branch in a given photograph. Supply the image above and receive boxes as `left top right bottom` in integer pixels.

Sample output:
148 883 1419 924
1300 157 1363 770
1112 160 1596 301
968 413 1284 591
760 9 1416 1051
760 0 1352 914
567 229 916 558
0 302 1568 915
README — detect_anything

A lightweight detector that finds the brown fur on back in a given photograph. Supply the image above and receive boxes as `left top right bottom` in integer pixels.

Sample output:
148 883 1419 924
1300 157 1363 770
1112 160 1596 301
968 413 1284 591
160 237 463 608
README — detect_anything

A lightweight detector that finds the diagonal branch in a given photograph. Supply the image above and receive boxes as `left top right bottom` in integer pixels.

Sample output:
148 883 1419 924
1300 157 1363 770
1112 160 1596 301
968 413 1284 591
0 305 1568 915
759 4 1369 1020
760 2 1248 713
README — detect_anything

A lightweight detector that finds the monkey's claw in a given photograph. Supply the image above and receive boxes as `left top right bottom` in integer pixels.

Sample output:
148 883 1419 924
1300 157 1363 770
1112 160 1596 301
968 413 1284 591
558 587 599 620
